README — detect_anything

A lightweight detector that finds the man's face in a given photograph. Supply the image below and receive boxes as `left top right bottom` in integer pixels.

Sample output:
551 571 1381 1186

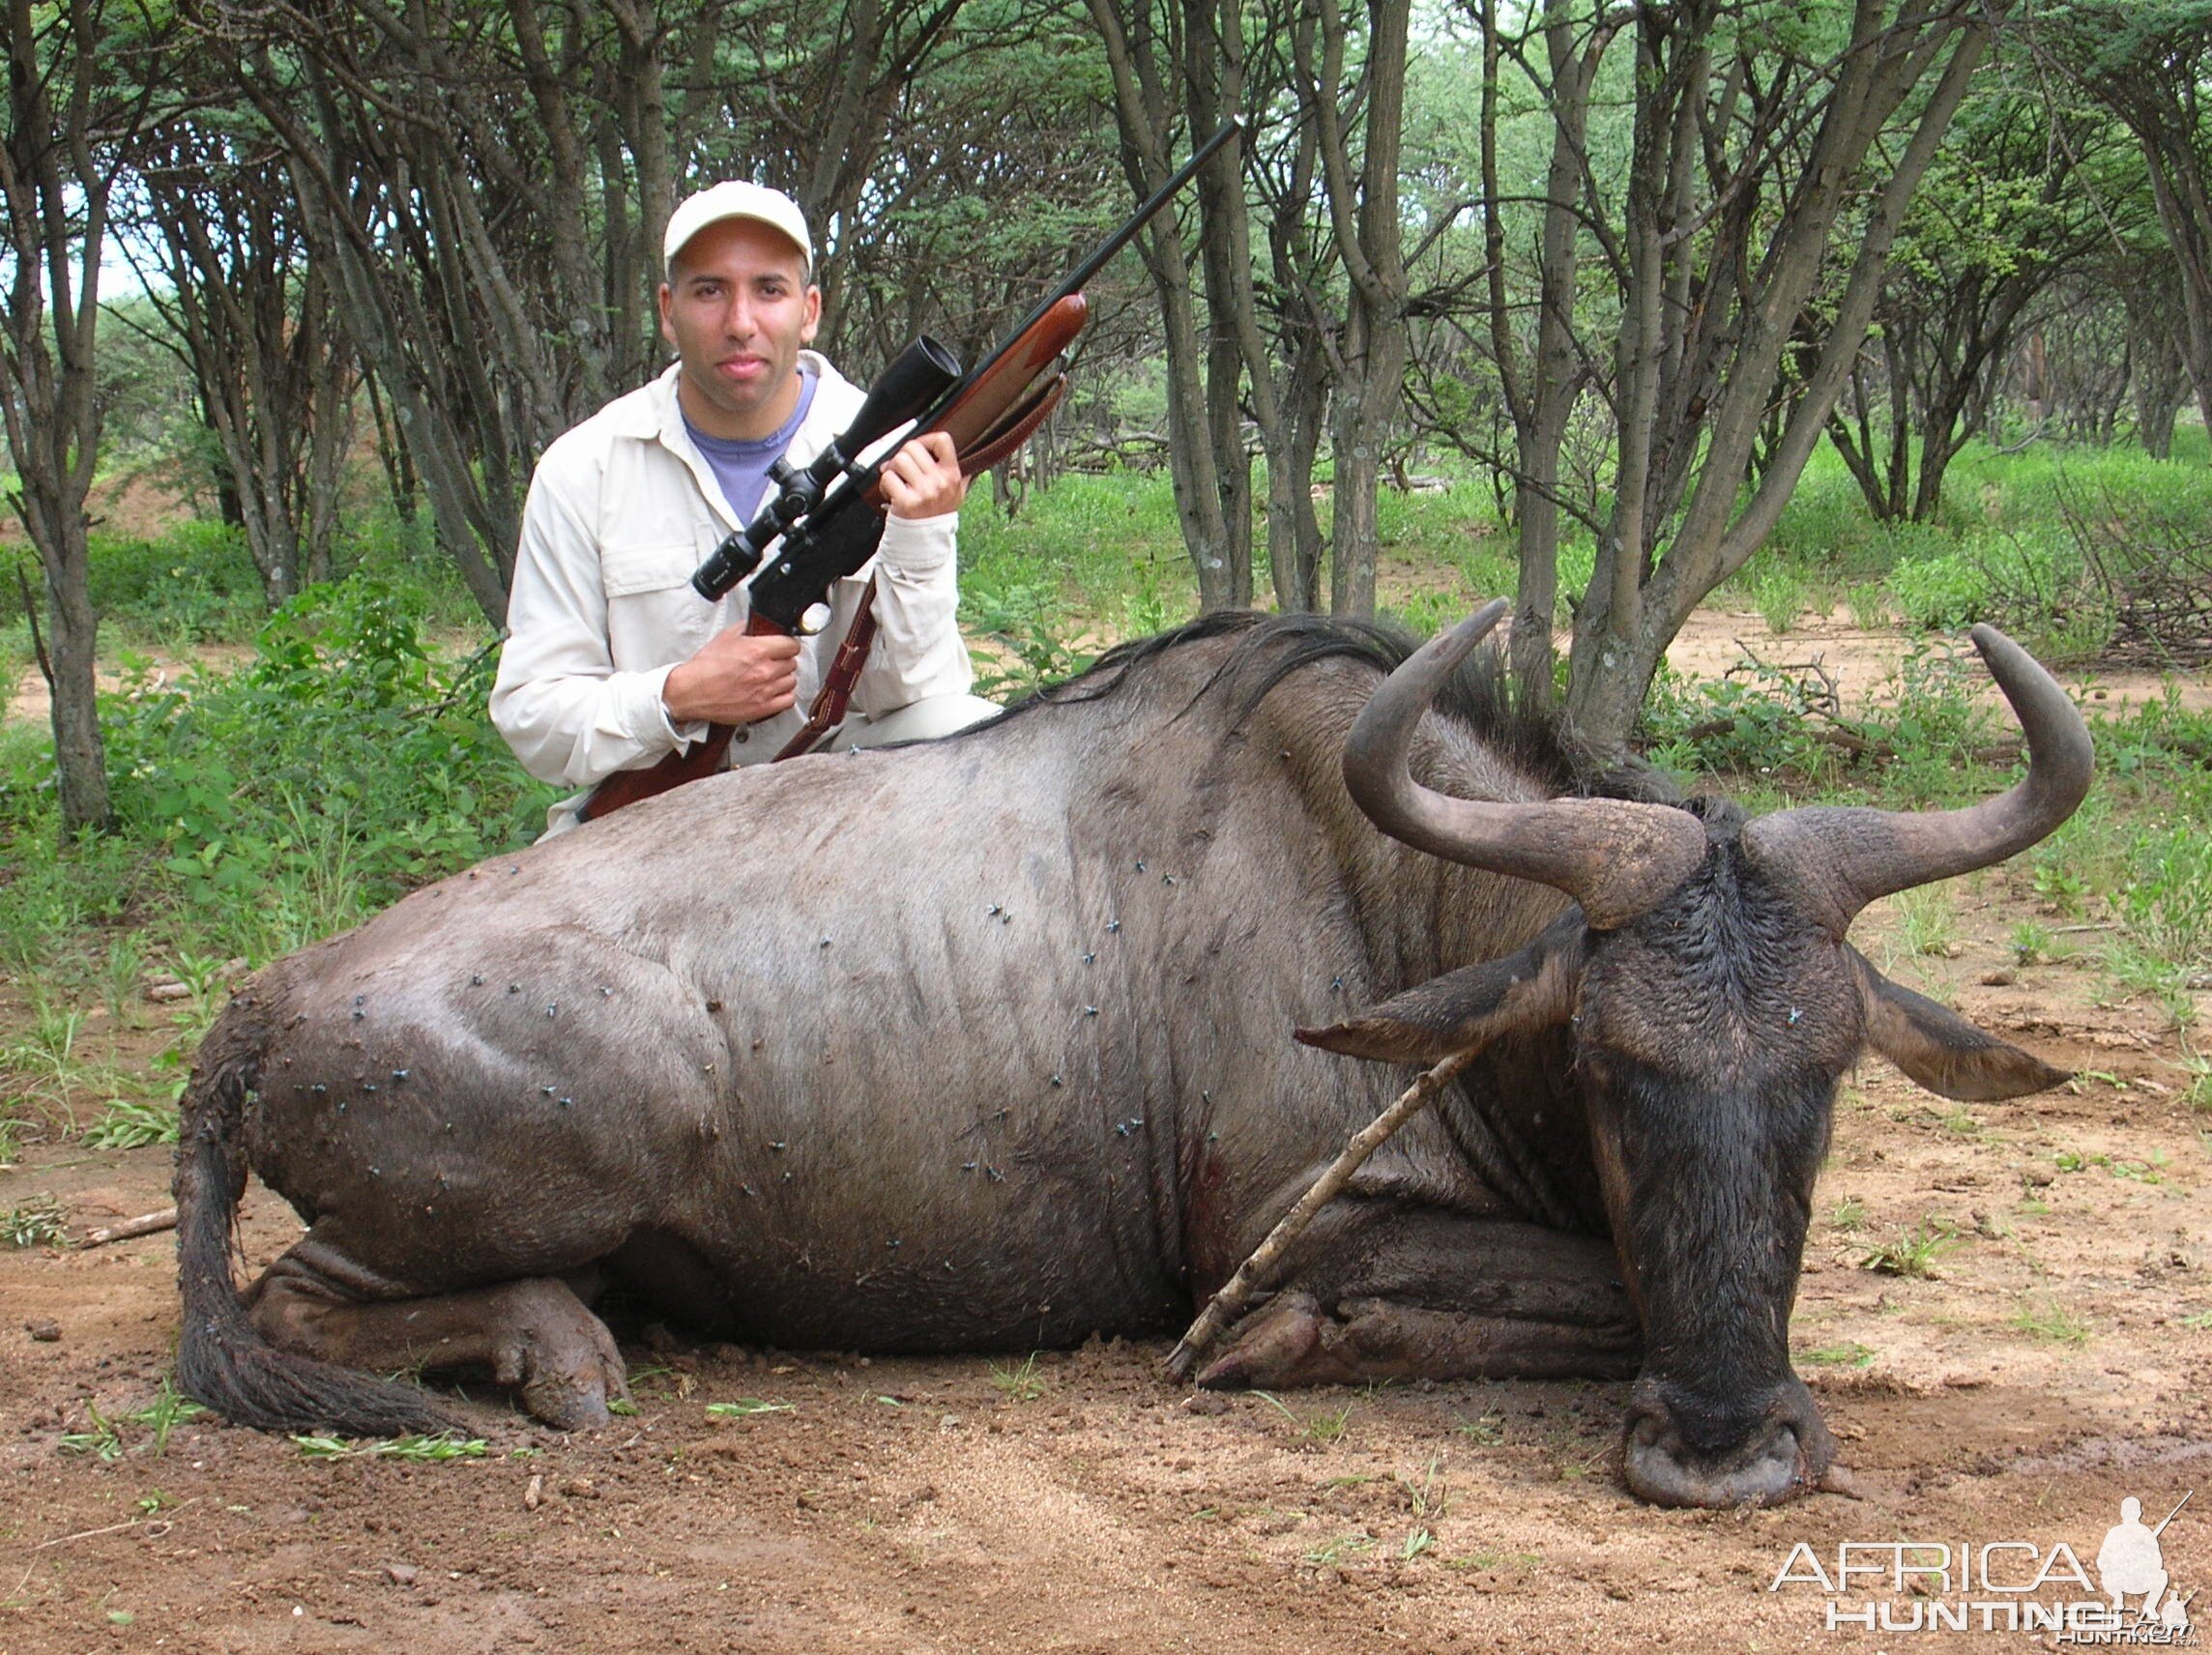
658 217 821 441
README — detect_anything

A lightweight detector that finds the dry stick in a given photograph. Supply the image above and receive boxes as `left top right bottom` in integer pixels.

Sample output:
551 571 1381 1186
80 1207 178 1247
31 1498 197 1550
14 557 53 688
1164 1045 1484 1383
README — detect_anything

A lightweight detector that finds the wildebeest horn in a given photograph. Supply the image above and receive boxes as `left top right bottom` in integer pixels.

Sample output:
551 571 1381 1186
1743 624 2093 938
1342 603 1708 930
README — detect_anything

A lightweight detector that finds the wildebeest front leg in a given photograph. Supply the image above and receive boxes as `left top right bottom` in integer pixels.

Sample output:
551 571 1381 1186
246 1241 630 1432
1195 1211 1638 1388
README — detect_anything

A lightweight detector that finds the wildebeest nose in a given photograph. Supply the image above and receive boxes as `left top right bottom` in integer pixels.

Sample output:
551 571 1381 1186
1620 1377 1833 1509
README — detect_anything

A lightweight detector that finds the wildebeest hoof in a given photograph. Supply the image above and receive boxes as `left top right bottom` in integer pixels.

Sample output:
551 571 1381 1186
1816 1461 1864 1499
1195 1292 1325 1388
483 1280 630 1432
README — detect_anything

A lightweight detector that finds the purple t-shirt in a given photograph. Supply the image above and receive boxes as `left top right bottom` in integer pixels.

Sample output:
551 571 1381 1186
683 370 820 524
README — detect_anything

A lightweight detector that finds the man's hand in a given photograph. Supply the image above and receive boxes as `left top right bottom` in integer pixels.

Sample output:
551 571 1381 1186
662 628 800 726
877 429 968 520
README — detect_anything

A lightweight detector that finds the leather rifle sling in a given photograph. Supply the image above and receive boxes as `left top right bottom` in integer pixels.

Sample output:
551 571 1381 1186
772 582 881 761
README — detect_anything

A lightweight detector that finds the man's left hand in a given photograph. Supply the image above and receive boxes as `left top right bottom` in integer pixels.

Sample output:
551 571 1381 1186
877 430 968 520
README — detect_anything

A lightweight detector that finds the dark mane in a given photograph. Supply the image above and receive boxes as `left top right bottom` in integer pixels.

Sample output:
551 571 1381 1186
995 609 1671 804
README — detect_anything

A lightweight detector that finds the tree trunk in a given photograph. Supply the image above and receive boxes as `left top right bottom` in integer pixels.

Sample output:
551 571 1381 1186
1188 0 1255 609
1088 0 1247 612
1564 4 1990 755
2125 278 2190 459
1303 0 1411 619
1483 0 1614 706
0 0 130 835
42 533 109 830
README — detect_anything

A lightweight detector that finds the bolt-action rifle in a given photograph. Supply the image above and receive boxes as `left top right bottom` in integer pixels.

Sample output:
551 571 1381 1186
576 120 1241 825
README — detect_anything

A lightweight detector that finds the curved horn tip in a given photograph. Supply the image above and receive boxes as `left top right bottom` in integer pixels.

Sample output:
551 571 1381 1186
1382 598 1510 698
1966 620 2094 775
1966 622 2018 662
1435 598 1510 661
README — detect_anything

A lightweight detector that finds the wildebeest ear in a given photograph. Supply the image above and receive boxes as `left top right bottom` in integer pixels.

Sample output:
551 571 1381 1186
1297 914 1585 1064
1848 946 2070 1101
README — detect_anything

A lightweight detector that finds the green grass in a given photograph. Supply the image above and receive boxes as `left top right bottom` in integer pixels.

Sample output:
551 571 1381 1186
704 1399 795 1418
1858 1217 1962 1278
1760 431 2212 653
1741 559 1811 634
2010 1295 2091 1347
960 470 1190 650
2 1194 67 1248
2009 919 2058 965
1301 1531 1376 1568
1453 1409 1504 1444
1892 886 1959 960
83 1098 180 1150
59 1404 125 1462
1798 1341 1877 1368
290 1433 488 1460
0 1001 111 1128
988 1352 1048 1402
1399 1456 1450 1521
124 1379 210 1455
1255 1390 1354 1447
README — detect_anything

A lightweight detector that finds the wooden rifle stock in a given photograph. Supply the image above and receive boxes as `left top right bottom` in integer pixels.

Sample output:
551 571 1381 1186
571 613 781 824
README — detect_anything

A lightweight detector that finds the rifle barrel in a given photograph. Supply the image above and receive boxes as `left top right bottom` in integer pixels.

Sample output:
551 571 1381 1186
911 119 1242 432
2151 1490 2192 1536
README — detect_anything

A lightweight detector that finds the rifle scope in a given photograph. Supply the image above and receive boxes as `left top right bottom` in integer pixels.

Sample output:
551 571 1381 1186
690 334 963 602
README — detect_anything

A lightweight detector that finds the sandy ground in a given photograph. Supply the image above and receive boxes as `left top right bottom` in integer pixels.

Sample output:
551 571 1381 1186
1666 603 2212 717
1 611 2208 1653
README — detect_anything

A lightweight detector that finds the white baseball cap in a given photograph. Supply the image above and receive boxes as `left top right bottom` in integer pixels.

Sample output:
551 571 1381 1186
662 181 813 276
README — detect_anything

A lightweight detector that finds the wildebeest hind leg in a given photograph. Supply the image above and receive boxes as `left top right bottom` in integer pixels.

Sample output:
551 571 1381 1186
1196 1212 1638 1388
246 1243 630 1432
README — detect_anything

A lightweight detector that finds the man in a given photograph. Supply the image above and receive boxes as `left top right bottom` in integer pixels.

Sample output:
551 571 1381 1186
492 181 998 836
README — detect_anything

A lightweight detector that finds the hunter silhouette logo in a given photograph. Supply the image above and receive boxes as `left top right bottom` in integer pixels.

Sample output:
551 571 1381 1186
1768 1488 2197 1640
2098 1495 2194 1635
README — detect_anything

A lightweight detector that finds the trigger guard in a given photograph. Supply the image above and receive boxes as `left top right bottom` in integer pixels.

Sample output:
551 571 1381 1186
795 602 834 636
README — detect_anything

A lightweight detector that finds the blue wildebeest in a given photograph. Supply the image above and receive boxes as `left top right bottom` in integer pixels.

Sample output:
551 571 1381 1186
174 604 2089 1507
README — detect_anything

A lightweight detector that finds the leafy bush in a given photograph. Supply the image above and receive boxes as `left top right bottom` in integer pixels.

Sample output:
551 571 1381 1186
94 576 550 959
1887 548 1992 631
2109 826 2212 969
88 521 265 644
1886 526 2114 662
2051 473 2212 667
326 502 489 631
1641 658 1836 782
964 574 1096 700
1640 637 2012 809
1880 444 2212 664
